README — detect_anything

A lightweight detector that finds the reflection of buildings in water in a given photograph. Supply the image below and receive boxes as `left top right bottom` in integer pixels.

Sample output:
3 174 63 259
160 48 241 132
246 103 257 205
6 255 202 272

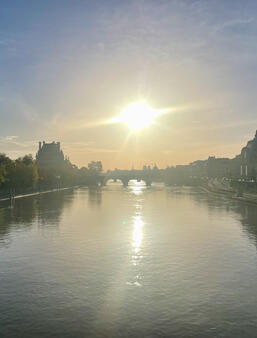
88 188 102 206
183 187 257 249
36 189 74 226
236 204 257 246
12 198 37 224
0 198 37 247
0 208 13 247
0 189 75 242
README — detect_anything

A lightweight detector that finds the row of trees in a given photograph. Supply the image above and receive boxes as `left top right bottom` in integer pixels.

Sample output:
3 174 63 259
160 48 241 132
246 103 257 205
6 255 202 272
0 154 38 194
0 154 103 196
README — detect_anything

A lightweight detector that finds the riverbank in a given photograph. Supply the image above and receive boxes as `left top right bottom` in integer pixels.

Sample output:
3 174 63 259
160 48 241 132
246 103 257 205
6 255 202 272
201 180 257 205
0 186 79 203
2 181 257 206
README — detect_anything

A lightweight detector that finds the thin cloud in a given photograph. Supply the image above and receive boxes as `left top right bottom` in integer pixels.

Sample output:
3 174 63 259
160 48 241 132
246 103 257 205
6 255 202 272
1 135 18 141
213 17 255 34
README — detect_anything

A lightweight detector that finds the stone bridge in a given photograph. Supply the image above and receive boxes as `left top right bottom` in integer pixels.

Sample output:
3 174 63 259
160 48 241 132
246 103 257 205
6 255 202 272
100 170 158 187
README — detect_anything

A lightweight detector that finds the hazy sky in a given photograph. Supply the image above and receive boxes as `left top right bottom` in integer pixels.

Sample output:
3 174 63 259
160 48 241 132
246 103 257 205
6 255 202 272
1 0 257 169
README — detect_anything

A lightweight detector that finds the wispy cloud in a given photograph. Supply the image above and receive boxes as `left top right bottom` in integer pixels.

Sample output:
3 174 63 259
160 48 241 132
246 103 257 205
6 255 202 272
1 135 18 142
213 17 255 34
0 136 36 153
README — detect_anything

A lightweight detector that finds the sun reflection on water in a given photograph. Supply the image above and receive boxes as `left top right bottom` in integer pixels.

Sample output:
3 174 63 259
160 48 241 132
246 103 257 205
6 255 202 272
129 180 146 195
129 214 144 287
132 215 144 256
127 180 145 287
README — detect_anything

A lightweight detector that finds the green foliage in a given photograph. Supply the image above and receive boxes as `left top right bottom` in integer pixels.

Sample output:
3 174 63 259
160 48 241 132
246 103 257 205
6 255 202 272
0 166 5 184
0 154 38 193
20 154 34 165
0 153 104 196
0 153 13 188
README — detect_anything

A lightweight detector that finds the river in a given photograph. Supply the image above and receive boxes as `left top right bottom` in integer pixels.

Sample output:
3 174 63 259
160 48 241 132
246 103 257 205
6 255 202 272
1 181 257 337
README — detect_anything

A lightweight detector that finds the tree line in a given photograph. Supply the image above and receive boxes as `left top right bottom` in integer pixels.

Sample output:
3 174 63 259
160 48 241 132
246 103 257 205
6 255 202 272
0 154 103 197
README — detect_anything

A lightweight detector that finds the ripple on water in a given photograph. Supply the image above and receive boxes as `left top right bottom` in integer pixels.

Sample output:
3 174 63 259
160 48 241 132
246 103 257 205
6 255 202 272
0 185 257 337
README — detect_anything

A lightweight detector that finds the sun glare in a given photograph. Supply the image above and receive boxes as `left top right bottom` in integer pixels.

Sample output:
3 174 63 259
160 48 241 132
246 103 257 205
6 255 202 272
114 101 163 130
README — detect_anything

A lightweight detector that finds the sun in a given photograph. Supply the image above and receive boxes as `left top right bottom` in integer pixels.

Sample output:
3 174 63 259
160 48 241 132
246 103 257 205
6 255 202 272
114 101 162 130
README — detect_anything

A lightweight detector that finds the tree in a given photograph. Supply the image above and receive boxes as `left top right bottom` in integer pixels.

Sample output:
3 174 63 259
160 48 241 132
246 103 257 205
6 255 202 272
88 161 103 173
1 155 38 192
0 166 5 185
0 154 14 189
0 153 12 166
21 154 34 165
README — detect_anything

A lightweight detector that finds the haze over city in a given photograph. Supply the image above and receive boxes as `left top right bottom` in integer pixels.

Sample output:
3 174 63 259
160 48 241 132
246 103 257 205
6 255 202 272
1 0 257 169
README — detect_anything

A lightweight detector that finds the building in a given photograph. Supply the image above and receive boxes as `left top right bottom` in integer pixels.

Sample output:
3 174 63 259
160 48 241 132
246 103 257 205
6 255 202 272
36 141 65 168
206 156 230 178
188 131 257 180
189 157 230 179
239 130 257 178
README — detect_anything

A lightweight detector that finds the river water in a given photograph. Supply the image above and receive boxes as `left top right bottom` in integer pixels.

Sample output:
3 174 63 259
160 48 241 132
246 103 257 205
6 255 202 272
1 182 257 337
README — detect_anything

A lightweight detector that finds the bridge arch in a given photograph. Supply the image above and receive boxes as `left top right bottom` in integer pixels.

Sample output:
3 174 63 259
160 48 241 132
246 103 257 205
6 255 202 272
102 173 153 187
110 177 152 187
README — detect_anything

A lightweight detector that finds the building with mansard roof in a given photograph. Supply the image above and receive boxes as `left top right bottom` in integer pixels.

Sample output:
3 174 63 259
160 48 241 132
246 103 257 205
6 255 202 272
36 141 65 168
